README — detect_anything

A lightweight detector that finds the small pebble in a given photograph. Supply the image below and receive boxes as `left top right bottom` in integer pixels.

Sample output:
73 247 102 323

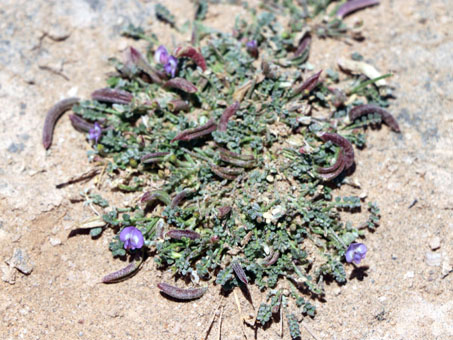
425 252 442 267
6 248 34 274
49 237 62 246
429 237 441 250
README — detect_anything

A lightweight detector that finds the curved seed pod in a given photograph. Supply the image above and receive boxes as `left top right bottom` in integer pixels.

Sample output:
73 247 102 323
141 152 170 164
158 282 208 300
173 46 207 71
292 70 322 96
217 206 232 219
102 257 142 283
320 132 354 168
126 46 163 84
219 153 256 168
291 32 311 60
232 261 248 285
43 97 80 149
140 190 171 205
263 251 280 267
168 99 190 113
218 101 240 131
218 147 255 161
171 119 217 142
166 229 201 240
164 77 198 93
349 104 400 132
69 114 94 132
91 88 133 105
319 159 346 181
209 164 237 180
337 0 380 19
317 150 346 174
170 189 192 208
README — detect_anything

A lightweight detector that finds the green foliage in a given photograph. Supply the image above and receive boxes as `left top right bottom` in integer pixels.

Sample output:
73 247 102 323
257 303 272 325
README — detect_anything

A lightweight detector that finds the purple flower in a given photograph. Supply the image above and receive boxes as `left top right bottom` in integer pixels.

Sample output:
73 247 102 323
88 122 102 144
154 45 169 64
120 226 144 250
246 40 257 49
164 56 178 77
345 243 367 264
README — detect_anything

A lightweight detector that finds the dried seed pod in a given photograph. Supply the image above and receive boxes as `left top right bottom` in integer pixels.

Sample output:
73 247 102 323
102 257 142 283
91 88 133 105
319 132 354 169
209 164 238 180
43 97 80 149
218 147 255 161
232 261 248 285
263 251 280 267
218 101 240 131
69 114 94 133
166 229 201 240
126 46 163 83
291 32 311 60
292 70 322 96
319 160 346 181
349 104 400 132
337 0 380 19
168 99 190 113
157 282 208 300
170 189 191 208
217 206 232 219
140 190 171 205
164 77 198 93
219 153 256 168
317 150 346 174
171 119 217 142
173 45 207 71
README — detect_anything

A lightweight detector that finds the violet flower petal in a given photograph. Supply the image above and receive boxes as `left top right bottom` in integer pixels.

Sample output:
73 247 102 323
88 122 102 144
155 45 169 64
345 242 367 264
164 56 178 78
119 226 144 250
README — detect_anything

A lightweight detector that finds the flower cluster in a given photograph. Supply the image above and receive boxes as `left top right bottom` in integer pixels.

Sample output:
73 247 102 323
88 122 102 144
154 45 178 77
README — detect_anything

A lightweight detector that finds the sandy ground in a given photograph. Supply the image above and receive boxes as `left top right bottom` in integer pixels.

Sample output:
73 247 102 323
0 0 452 339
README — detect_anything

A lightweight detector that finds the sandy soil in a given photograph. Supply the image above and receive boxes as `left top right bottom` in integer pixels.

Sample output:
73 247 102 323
0 0 452 339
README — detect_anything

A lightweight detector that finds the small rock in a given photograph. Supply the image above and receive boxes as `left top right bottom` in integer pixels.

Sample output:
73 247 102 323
404 271 414 279
6 248 34 274
49 237 62 246
425 252 442 267
429 237 441 250
1 263 16 284
441 256 452 278
333 287 341 296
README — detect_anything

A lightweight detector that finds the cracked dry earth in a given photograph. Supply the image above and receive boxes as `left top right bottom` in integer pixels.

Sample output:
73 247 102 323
0 0 452 339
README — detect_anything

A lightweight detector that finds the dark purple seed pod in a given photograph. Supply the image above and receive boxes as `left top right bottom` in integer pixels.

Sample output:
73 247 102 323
157 282 208 300
319 160 346 181
164 77 198 94
337 0 380 19
263 251 280 267
217 206 232 219
168 99 190 113
317 150 346 174
173 45 207 71
166 229 201 240
170 189 191 209
69 114 94 133
43 97 80 149
126 46 163 84
320 132 355 169
218 101 240 132
102 258 142 283
349 104 400 132
141 152 170 164
171 119 217 142
232 261 248 285
292 70 322 96
291 32 311 60
209 164 237 180
91 88 133 105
